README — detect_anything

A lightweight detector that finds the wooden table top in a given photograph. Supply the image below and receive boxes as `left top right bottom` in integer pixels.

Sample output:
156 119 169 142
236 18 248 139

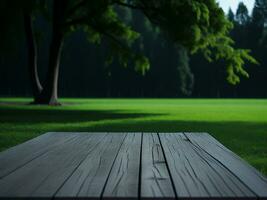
0 132 266 199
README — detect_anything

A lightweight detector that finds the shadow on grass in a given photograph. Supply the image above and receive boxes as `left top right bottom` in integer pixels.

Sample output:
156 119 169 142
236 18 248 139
70 119 267 141
75 120 266 154
0 106 267 175
0 107 162 123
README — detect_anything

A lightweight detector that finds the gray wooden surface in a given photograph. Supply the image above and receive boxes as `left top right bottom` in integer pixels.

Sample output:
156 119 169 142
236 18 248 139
102 133 141 199
0 132 77 179
0 132 266 200
141 133 175 199
159 133 256 199
56 133 125 198
185 132 267 198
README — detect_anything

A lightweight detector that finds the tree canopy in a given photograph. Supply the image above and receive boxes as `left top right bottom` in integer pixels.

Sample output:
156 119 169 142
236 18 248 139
62 0 258 84
0 0 259 104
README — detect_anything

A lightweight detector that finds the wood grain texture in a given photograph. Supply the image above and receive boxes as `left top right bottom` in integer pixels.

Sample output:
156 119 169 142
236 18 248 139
55 133 126 199
0 133 106 198
185 132 267 199
0 132 267 200
0 132 77 179
159 133 256 199
141 133 175 200
102 133 141 199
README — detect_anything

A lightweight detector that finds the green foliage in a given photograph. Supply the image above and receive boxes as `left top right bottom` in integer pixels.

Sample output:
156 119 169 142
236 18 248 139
134 55 150 75
0 0 258 84
61 0 258 82
202 35 259 84
112 0 256 84
83 26 102 44
64 1 148 73
226 49 258 84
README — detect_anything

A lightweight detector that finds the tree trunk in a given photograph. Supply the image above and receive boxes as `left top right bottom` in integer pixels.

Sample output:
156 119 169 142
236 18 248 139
34 0 65 105
35 33 64 105
24 13 43 102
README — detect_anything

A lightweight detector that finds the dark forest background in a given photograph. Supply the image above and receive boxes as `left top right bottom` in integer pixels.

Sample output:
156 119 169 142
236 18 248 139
1 2 266 98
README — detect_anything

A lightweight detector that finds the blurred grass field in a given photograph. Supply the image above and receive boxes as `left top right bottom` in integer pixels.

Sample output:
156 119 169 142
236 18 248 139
0 98 267 175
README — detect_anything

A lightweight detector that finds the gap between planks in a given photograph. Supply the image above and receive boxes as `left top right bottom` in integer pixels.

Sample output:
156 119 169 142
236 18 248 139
0 132 266 200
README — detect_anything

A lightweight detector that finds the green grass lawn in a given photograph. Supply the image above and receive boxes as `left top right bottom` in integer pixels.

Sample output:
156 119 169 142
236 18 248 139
0 98 267 175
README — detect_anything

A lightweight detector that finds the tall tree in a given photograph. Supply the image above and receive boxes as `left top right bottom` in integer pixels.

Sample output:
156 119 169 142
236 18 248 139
236 2 250 25
250 0 267 47
227 9 235 22
1 0 257 104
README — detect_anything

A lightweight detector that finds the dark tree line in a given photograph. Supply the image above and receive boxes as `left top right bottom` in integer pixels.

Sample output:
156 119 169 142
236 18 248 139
0 1 261 101
191 0 267 98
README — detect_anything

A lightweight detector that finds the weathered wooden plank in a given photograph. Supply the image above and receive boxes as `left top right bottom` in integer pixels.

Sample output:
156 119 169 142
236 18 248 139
159 133 256 199
0 132 77 179
0 133 106 198
1 132 266 200
185 132 267 199
141 133 175 200
102 133 141 199
55 133 126 199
